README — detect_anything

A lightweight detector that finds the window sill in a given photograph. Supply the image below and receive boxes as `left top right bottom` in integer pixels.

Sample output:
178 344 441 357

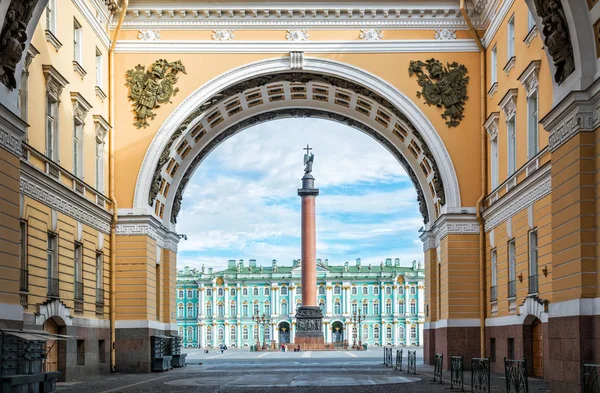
45 30 62 51
95 86 107 101
503 56 516 76
487 82 498 99
73 61 87 79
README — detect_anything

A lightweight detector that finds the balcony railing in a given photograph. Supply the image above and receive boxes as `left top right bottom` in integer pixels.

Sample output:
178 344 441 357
96 288 105 305
47 277 59 298
508 280 516 298
490 285 497 302
528 275 538 295
74 281 84 301
19 269 28 292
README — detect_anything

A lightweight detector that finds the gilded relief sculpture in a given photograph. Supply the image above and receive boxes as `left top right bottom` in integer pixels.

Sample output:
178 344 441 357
408 58 469 127
125 59 186 128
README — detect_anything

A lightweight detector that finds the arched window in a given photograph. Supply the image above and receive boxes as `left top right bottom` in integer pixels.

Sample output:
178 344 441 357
385 286 392 295
178 326 183 336
264 302 271 315
362 300 368 315
351 301 358 315
253 302 259 315
253 287 259 296
217 303 224 316
178 290 183 298
334 300 341 315
207 327 212 341
187 290 194 298
410 325 417 339
253 326 259 341
362 325 369 339
242 326 249 340
242 287 248 296
230 287 236 296
373 285 379 295
334 286 341 295
187 303 194 318
217 287 223 296
410 286 416 295
230 301 236 316
265 327 270 340
206 288 212 296
398 301 404 314
206 303 212 317
373 301 380 315
318 286 325 295
177 303 184 318
230 325 236 341
217 327 224 341
410 299 416 315
362 286 368 295
187 327 194 340
280 286 288 296
281 301 288 315
242 302 248 316
264 287 271 296
385 300 392 315
296 286 302 295
319 299 326 314
398 286 404 295
351 286 357 295
373 325 380 340
386 325 392 339
398 326 405 340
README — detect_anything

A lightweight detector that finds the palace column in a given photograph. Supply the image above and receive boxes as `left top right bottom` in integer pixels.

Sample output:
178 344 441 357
224 286 229 318
236 283 242 318
405 322 411 345
199 287 205 317
237 323 241 347
289 285 295 315
295 151 324 346
393 284 398 316
224 323 230 346
326 284 332 316
417 283 424 315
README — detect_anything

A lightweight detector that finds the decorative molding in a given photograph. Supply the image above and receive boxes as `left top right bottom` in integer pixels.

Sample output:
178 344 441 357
524 26 539 47
548 297 600 318
359 29 383 41
540 79 600 152
20 162 112 234
286 30 309 42
503 56 516 76
432 213 480 245
0 103 27 157
434 29 457 40
45 30 63 52
116 214 180 252
93 115 111 143
35 299 73 326
482 163 551 232
517 60 541 98
73 61 87 80
72 0 111 49
71 92 93 125
138 29 161 41
484 111 500 140
482 0 515 48
419 230 436 252
117 5 483 31
42 65 69 102
289 52 304 70
424 318 481 329
487 82 498 99
499 88 518 119
114 39 480 53
211 30 235 41
95 86 107 101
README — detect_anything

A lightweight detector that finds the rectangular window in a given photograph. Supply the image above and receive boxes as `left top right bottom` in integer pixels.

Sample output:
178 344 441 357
491 137 498 188
491 249 498 301
95 48 103 89
508 16 515 59
46 99 57 161
73 121 83 178
46 0 56 34
264 303 270 315
98 340 106 363
77 340 85 365
47 233 58 280
242 304 248 316
373 302 380 315
507 117 516 175
490 338 496 362
527 92 539 159
73 19 82 64
74 243 83 300
529 230 538 294
242 328 248 340
253 303 259 315
20 221 28 292
507 337 515 360
508 239 516 298
95 141 104 192
527 10 535 31
362 302 368 315
491 46 498 85
95 252 103 304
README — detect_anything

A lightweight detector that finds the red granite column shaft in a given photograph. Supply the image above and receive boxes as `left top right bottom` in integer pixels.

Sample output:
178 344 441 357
301 195 317 307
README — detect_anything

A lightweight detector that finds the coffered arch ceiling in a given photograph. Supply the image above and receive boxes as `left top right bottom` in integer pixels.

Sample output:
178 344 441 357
133 57 462 232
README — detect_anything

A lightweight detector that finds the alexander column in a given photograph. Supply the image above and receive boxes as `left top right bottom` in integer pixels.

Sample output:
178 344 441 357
295 144 324 347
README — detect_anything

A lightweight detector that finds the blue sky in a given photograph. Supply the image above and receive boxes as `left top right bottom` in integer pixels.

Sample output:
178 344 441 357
176 118 424 271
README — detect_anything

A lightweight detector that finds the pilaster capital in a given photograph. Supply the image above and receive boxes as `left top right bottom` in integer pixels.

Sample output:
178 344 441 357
420 230 436 252
517 60 541 98
499 88 518 120
430 213 479 246
484 112 499 141
116 213 180 252
42 65 69 103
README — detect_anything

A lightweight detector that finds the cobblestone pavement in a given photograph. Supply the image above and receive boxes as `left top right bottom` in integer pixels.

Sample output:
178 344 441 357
55 349 550 393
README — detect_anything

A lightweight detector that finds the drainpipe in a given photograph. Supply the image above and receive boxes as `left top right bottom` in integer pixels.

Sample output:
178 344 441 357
460 0 487 359
108 0 128 373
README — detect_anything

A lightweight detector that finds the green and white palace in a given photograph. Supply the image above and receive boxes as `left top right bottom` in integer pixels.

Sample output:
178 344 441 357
176 258 425 348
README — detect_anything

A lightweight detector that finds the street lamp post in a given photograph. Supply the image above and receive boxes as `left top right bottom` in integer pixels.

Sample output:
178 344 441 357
351 310 365 350
252 313 272 350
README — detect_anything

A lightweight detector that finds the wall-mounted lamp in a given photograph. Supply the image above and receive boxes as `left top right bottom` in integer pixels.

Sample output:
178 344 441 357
518 273 523 283
542 265 548 277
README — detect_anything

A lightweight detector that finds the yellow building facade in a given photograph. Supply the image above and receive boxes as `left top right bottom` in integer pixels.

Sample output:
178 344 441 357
0 0 598 391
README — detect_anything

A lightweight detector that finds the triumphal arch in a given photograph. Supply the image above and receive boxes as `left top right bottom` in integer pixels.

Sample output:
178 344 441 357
0 0 598 391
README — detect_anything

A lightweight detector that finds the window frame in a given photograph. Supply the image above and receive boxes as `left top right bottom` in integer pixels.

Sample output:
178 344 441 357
45 0 57 34
527 91 539 159
491 45 498 85
73 19 83 65
507 115 517 176
507 15 515 59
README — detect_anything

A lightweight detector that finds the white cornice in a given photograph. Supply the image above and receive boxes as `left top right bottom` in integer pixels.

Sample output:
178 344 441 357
431 213 480 246
481 0 515 48
116 3 484 30
482 163 551 232
116 214 180 252
114 39 480 53
72 0 111 49
20 162 112 234
0 102 27 157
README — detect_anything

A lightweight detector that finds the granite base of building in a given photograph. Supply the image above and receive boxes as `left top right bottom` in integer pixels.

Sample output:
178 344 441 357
115 326 177 373
424 326 480 370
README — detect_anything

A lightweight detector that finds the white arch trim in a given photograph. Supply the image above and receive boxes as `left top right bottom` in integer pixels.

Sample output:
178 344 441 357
133 56 461 221
35 299 73 326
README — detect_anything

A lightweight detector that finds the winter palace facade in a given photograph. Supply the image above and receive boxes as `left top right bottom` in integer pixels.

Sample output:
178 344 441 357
176 259 425 348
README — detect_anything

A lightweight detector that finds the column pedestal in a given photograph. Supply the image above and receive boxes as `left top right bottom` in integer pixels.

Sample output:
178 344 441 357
294 306 324 347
